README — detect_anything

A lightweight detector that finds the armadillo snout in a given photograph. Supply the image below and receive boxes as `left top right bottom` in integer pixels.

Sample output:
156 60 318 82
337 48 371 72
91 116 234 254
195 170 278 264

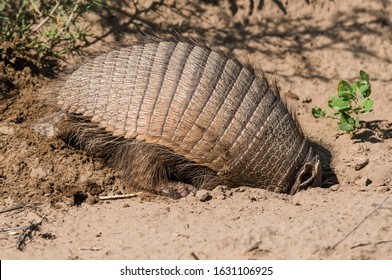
290 148 322 195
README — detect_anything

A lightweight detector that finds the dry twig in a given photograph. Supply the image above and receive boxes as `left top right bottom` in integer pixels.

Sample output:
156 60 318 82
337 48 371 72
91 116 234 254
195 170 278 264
30 1 61 33
79 247 102 251
375 240 392 245
190 252 199 260
0 203 42 214
99 192 143 200
0 226 27 233
0 205 25 214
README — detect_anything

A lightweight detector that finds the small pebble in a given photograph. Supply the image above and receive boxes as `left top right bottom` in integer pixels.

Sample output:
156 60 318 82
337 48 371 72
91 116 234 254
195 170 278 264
195 189 211 202
379 120 389 130
30 167 48 179
356 176 372 186
284 91 299 100
184 192 198 203
0 126 15 135
216 194 226 200
377 186 390 193
85 193 97 205
54 202 68 209
211 185 228 200
354 158 369 171
330 184 340 191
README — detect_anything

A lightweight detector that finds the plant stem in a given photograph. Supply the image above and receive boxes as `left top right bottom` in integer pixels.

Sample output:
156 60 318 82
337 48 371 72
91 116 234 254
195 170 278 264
30 1 60 33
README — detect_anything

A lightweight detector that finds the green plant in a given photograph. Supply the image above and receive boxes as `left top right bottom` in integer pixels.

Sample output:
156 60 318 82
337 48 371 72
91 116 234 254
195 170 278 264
0 0 102 72
312 70 373 133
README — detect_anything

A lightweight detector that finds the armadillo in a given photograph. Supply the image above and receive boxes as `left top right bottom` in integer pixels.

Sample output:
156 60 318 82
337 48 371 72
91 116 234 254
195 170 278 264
55 39 322 198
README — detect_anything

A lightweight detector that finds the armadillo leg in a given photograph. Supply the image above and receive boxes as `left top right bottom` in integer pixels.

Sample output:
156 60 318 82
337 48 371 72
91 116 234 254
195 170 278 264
156 182 195 198
119 142 221 198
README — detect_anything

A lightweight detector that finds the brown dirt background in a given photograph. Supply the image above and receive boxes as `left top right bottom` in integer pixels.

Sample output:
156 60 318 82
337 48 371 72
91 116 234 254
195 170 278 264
1 0 391 259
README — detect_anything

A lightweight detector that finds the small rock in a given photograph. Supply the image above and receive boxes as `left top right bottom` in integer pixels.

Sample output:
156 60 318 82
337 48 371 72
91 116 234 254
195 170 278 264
378 120 389 130
85 193 97 205
54 202 68 209
329 184 340 191
235 186 247 192
184 192 198 202
354 158 369 171
83 180 102 196
195 189 212 202
79 172 93 183
215 185 229 192
30 167 48 179
12 164 21 174
42 182 54 195
377 185 390 193
211 185 228 200
62 196 74 206
0 126 15 135
284 91 299 100
40 233 56 240
356 176 372 189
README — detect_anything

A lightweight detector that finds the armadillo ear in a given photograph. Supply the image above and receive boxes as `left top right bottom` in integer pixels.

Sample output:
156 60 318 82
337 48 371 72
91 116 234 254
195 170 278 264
290 150 322 195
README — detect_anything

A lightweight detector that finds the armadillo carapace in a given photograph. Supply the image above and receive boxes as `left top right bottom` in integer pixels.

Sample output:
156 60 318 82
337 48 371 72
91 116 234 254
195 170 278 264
57 39 322 197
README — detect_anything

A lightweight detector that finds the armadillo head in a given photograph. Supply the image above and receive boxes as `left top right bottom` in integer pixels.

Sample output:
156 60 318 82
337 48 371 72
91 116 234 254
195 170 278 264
289 147 322 195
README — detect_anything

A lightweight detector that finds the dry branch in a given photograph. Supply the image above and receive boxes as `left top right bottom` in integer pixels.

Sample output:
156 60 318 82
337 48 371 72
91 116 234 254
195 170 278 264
99 192 143 200
30 1 61 33
0 203 42 214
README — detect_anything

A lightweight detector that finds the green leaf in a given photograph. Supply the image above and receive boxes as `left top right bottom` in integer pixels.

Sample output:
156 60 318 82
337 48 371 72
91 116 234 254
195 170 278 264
328 95 338 107
359 84 370 94
338 80 353 97
347 115 355 126
339 111 356 126
338 80 352 92
338 122 354 131
339 91 356 100
362 99 374 112
353 107 362 114
363 85 371 98
312 108 326 118
355 116 360 128
330 97 351 109
339 112 349 123
351 83 357 93
359 70 369 82
338 111 355 132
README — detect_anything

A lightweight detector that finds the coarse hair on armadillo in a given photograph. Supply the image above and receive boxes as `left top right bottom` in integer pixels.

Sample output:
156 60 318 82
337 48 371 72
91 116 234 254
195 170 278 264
57 114 223 198
55 35 322 198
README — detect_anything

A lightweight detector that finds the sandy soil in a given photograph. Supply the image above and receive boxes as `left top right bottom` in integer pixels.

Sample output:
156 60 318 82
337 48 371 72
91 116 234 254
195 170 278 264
1 0 391 259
